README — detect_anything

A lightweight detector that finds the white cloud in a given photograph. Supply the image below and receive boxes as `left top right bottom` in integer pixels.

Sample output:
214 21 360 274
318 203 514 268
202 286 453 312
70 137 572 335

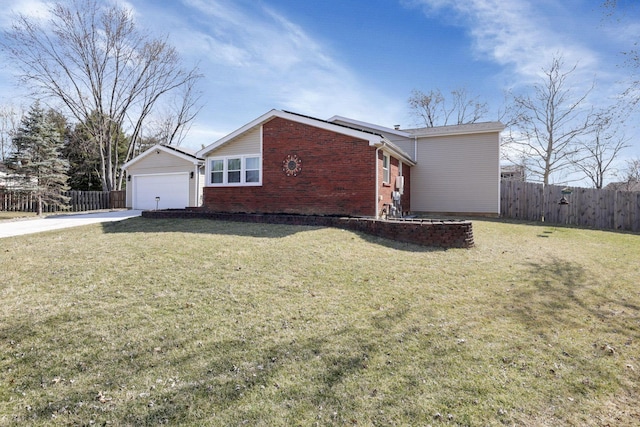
407 0 599 85
405 0 640 169
1 0 408 147
0 0 50 28
165 0 404 136
0 1 53 105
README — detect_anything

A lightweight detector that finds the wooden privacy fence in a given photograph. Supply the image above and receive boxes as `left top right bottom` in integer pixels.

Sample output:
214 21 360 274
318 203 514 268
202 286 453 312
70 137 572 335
0 190 126 213
501 180 640 232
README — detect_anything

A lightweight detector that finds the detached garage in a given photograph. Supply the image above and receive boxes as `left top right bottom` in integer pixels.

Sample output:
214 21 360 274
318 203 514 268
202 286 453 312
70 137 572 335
122 144 204 210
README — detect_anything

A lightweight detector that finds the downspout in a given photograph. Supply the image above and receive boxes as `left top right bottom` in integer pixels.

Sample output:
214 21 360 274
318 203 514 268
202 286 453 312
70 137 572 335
374 142 386 219
198 162 205 206
194 164 199 207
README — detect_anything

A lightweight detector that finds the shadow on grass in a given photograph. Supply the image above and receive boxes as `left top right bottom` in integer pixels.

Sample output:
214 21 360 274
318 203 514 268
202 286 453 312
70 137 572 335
100 217 445 253
129 305 426 425
4 303 416 425
503 256 640 339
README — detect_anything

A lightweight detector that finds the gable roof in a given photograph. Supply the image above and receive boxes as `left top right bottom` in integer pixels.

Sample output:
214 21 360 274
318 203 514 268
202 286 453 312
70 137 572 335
405 121 505 138
327 115 412 138
284 111 387 138
122 144 204 170
329 116 505 138
161 144 201 158
196 109 415 165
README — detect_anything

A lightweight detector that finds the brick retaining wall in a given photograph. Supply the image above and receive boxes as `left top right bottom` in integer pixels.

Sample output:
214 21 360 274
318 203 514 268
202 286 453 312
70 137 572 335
141 210 474 248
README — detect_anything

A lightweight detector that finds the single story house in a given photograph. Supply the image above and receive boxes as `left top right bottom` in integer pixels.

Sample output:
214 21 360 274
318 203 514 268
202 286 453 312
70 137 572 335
124 109 504 217
604 180 640 192
122 144 204 210
0 162 36 190
501 164 526 181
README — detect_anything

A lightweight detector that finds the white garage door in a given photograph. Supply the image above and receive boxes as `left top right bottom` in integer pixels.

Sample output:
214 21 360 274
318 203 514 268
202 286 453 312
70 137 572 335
133 173 189 210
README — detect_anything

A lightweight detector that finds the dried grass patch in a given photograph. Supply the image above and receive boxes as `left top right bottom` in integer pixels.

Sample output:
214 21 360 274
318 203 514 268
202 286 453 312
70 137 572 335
0 218 638 425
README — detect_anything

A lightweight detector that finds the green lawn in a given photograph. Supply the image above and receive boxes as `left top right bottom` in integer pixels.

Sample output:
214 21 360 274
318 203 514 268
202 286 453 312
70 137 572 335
1 218 639 426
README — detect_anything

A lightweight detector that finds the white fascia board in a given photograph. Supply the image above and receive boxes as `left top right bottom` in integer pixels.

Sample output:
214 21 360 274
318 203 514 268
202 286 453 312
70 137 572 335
408 121 505 138
122 144 203 170
327 115 412 138
197 109 384 158
197 109 279 158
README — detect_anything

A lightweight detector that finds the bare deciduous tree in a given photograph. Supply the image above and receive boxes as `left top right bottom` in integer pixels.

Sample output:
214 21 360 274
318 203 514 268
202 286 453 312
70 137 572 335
503 56 596 185
146 79 203 150
408 87 488 127
601 1 640 112
1 0 203 191
572 110 629 188
618 157 640 190
0 104 22 162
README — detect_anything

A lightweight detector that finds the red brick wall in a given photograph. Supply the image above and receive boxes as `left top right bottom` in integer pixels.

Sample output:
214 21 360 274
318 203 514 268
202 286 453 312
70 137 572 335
376 152 411 217
203 117 378 216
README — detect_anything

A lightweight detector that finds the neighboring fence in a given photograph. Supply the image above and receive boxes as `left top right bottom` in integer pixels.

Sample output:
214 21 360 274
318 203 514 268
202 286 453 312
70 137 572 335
501 180 640 232
0 190 126 213
110 190 126 209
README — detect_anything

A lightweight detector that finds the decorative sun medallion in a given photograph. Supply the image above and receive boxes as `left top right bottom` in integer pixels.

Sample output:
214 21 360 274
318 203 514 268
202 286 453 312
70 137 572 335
282 154 302 176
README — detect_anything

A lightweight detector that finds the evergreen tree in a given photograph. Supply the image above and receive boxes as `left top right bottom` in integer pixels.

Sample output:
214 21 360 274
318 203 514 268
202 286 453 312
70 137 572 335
63 112 129 191
7 102 69 214
64 121 102 191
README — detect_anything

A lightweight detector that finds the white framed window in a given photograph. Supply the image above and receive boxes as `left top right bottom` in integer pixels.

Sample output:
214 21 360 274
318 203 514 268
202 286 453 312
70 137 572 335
382 153 390 183
227 158 241 183
209 155 261 186
245 157 260 183
211 159 224 184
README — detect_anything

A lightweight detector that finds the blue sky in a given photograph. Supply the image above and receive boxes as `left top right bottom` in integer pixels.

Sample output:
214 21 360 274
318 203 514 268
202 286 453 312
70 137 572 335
1 0 639 162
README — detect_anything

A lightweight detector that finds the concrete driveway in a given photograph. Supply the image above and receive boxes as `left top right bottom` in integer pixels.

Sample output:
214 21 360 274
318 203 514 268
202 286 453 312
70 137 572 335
0 210 142 238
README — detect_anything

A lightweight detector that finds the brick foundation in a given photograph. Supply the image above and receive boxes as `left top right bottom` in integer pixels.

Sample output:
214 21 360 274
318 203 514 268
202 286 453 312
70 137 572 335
141 210 474 249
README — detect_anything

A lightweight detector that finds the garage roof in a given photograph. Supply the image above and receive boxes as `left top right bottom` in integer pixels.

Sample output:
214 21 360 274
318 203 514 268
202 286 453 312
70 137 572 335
122 144 204 170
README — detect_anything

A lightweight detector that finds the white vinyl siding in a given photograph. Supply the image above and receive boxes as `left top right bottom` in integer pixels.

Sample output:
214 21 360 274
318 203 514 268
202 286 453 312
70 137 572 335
212 127 261 157
387 137 415 160
410 133 500 214
127 150 193 174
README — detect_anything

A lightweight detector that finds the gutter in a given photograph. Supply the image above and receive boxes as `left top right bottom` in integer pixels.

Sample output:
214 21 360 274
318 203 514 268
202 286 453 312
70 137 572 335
370 137 416 167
